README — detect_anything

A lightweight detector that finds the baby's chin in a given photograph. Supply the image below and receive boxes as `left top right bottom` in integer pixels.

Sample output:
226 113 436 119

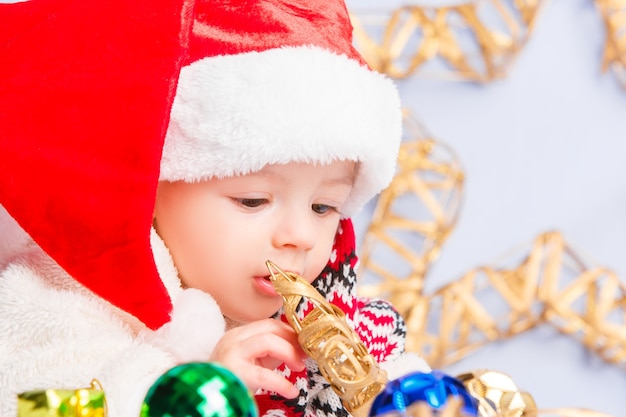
223 308 284 329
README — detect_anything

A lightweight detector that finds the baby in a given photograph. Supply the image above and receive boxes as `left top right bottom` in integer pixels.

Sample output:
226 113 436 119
0 0 429 416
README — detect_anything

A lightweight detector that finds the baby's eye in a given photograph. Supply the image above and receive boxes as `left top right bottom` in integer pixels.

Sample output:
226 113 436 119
235 198 267 208
312 204 337 215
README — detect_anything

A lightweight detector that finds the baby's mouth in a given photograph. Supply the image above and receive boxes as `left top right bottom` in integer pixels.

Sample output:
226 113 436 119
265 260 302 285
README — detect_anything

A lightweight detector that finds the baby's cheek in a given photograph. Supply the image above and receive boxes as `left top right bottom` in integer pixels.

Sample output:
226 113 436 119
306 259 329 284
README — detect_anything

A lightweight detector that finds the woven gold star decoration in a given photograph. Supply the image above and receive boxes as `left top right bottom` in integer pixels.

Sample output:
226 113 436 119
349 0 545 82
595 0 626 88
404 231 626 370
357 113 624 417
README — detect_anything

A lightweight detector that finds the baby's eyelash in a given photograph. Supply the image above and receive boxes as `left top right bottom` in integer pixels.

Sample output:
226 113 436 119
233 198 267 208
312 204 339 215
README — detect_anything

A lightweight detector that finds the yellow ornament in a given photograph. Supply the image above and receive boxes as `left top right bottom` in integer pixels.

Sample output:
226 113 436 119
17 379 106 417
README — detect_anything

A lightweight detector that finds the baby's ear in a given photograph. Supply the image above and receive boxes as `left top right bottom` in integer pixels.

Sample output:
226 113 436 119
151 288 226 362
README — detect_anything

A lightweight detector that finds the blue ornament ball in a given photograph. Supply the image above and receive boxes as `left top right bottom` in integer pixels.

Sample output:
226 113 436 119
369 370 478 416
141 362 258 417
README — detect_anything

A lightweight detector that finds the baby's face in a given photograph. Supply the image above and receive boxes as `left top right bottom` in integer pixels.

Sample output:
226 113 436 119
154 160 355 324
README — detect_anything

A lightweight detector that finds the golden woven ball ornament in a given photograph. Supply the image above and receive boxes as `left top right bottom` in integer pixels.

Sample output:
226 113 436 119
348 0 546 82
358 110 464 320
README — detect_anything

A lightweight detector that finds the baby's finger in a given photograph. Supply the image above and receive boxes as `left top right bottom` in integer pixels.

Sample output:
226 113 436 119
242 331 306 371
248 366 300 399
235 318 300 342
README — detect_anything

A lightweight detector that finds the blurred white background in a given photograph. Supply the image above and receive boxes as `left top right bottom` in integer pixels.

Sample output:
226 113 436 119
348 0 626 415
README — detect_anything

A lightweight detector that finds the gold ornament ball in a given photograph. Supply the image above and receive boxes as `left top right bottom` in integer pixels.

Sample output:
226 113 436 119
456 370 537 417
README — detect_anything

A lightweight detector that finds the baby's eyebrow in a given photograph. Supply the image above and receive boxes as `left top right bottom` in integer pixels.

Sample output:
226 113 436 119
322 173 355 187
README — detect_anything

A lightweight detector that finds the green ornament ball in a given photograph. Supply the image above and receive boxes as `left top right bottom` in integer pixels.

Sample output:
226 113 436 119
141 362 258 417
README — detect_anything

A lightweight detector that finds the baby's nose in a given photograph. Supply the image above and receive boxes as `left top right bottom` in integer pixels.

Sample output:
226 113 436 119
272 211 316 251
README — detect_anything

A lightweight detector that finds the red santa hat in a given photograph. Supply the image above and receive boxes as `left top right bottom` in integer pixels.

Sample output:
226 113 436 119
0 0 401 330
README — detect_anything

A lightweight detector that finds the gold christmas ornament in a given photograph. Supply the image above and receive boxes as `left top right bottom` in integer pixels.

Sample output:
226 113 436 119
265 260 388 417
17 380 106 417
595 0 626 88
349 0 545 82
455 370 617 417
456 369 537 417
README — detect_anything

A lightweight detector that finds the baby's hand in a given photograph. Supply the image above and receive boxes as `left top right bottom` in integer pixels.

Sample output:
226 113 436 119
209 318 307 398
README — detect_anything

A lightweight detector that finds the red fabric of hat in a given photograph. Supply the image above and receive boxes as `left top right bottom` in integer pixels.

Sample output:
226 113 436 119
0 0 194 330
187 0 365 65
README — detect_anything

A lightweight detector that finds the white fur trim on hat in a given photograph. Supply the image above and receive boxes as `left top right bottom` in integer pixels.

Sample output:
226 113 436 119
161 46 402 216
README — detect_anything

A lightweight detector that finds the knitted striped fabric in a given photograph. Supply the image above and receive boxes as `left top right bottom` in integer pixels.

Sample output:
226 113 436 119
255 219 407 417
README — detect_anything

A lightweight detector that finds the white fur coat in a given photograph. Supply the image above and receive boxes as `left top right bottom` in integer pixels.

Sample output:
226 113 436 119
0 207 225 417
